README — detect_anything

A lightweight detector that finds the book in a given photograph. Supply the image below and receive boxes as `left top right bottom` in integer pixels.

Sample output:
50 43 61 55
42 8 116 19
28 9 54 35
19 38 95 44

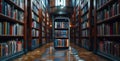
97 2 119 21
0 22 2 35
55 39 69 47
1 1 24 22
55 22 69 29
81 39 90 49
10 0 24 9
0 39 23 58
97 22 120 35
99 39 120 57
82 30 89 37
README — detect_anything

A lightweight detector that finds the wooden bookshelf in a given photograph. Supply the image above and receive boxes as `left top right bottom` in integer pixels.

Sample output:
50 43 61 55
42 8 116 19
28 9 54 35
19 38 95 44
74 4 81 46
94 0 120 61
0 13 24 24
97 0 116 11
77 0 93 51
0 0 27 60
27 0 41 50
53 17 70 49
97 14 120 24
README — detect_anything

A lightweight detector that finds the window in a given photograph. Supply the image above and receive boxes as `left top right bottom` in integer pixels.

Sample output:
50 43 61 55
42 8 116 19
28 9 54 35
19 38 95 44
55 0 66 6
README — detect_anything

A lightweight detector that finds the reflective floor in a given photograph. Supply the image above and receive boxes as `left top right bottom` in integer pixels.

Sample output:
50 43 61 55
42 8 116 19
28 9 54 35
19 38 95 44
14 43 109 61
40 46 84 61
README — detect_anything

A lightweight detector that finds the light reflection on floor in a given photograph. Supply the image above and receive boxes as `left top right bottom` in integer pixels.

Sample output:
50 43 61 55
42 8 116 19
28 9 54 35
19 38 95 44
40 46 85 61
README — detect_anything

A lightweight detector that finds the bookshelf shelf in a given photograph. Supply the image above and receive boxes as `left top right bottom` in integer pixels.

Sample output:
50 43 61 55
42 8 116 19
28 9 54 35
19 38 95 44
81 10 88 17
97 0 116 12
81 36 89 38
95 0 120 61
81 2 88 10
0 13 24 25
55 37 68 39
32 3 39 10
97 35 120 37
32 37 39 38
32 10 39 17
54 28 68 30
0 35 24 37
0 51 24 61
32 28 39 30
97 14 120 24
97 51 120 61
5 0 24 12
81 27 89 30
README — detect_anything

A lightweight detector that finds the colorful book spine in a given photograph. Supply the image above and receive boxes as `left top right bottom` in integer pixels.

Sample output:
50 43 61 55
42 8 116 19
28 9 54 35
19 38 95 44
97 22 120 35
0 39 23 58
99 39 120 57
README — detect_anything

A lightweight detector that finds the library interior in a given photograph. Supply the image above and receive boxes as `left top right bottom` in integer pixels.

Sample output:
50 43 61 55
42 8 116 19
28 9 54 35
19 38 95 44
0 0 120 61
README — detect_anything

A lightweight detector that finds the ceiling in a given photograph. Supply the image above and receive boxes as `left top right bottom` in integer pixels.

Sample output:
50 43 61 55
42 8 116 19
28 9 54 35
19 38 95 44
42 0 78 17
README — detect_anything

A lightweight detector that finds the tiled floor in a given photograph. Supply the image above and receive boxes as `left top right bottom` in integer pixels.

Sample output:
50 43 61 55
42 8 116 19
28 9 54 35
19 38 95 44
14 43 109 61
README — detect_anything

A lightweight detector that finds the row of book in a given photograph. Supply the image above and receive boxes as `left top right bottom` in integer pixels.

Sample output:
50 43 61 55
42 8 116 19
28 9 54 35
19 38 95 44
32 21 39 29
32 3 38 15
97 0 114 9
0 0 24 22
81 2 88 15
55 30 68 38
54 39 69 47
97 2 119 21
10 0 24 9
81 39 90 49
32 12 39 22
55 22 69 29
42 32 45 37
31 39 40 49
81 21 89 29
80 0 88 9
0 22 23 36
32 29 39 37
97 22 120 35
0 39 23 57
81 13 88 22
31 0 40 10
82 30 89 37
99 40 120 57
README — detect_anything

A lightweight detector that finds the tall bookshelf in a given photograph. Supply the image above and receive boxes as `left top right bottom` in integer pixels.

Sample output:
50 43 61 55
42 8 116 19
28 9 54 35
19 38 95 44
41 5 47 45
46 12 52 43
54 17 70 49
70 16 75 43
74 2 81 46
79 0 93 50
70 9 76 43
0 0 26 60
94 0 120 60
27 0 41 50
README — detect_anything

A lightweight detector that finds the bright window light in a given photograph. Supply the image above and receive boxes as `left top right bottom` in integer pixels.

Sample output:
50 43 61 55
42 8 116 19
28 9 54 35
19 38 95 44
55 0 66 6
